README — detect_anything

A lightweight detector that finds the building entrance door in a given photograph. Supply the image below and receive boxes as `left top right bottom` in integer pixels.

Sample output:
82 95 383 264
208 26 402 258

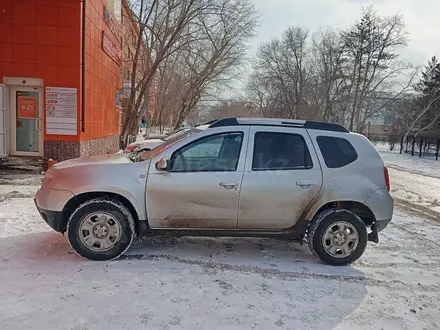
10 86 43 156
0 84 6 157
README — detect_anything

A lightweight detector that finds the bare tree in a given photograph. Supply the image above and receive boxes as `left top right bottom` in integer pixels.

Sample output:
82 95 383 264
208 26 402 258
249 27 309 119
208 100 257 119
170 0 258 129
282 27 309 118
383 57 440 139
309 28 345 122
340 7 411 132
248 26 343 121
121 0 256 146
402 91 440 140
247 71 281 117
246 7 416 132
150 54 183 132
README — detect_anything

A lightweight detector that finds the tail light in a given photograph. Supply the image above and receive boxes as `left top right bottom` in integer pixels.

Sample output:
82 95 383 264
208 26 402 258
384 166 390 191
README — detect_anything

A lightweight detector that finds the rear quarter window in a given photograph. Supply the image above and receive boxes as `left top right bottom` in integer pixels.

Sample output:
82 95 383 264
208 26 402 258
252 132 313 170
316 136 358 168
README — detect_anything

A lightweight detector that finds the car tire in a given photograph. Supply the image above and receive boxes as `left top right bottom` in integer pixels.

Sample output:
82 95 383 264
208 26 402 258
307 208 367 266
67 198 135 261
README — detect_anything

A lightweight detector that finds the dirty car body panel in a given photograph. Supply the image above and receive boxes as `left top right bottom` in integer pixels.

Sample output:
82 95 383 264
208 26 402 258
238 126 323 229
146 126 250 229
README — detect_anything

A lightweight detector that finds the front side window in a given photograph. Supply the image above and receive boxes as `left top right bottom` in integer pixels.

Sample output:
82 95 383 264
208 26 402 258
170 132 243 172
252 132 313 171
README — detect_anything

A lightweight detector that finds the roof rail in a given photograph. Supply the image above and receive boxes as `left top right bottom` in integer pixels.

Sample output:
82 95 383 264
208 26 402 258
200 119 220 126
302 120 348 132
209 117 348 133
209 118 239 127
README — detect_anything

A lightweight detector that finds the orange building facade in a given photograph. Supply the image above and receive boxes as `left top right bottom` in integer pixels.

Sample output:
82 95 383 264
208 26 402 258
0 0 141 165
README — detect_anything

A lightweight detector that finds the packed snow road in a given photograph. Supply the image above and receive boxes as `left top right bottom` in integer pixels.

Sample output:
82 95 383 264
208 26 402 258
0 172 439 329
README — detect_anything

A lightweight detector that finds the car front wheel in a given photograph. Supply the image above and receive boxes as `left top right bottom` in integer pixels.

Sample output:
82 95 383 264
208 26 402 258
307 209 367 266
67 198 135 261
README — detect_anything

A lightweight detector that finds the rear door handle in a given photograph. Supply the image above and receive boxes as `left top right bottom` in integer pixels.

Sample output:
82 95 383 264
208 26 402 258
296 181 315 188
219 182 238 190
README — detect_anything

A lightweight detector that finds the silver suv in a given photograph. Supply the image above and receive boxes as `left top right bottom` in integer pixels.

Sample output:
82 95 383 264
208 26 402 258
35 118 393 265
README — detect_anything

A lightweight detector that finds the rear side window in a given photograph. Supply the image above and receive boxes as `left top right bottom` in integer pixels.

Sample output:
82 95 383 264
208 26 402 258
252 132 313 171
316 136 358 168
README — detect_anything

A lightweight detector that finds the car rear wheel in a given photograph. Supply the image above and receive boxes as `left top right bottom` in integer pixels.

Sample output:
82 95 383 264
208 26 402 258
307 209 367 266
67 198 135 261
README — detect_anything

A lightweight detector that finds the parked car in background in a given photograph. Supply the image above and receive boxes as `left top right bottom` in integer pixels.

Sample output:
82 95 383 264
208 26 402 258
35 117 393 265
124 124 212 153
124 128 182 153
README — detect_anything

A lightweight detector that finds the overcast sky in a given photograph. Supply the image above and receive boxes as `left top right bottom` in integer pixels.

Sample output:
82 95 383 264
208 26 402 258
251 0 440 66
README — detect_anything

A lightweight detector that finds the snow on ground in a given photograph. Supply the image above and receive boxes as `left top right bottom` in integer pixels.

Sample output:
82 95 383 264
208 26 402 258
388 167 440 215
381 151 440 179
1 166 440 329
375 146 440 217
376 142 440 179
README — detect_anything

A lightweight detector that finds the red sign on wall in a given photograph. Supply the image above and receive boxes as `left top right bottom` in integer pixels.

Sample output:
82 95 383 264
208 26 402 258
102 31 122 64
18 96 37 119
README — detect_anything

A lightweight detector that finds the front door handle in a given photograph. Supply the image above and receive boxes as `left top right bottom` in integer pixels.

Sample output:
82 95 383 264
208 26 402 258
219 182 238 190
296 181 315 188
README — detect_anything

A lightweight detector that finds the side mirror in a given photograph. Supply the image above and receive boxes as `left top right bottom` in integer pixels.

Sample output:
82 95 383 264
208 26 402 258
155 157 169 171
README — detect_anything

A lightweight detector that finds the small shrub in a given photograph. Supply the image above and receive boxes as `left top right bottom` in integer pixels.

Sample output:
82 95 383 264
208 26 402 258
388 135 400 151
369 135 381 146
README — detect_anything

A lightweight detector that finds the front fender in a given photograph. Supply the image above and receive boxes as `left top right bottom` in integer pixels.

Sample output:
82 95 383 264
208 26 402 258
69 185 147 220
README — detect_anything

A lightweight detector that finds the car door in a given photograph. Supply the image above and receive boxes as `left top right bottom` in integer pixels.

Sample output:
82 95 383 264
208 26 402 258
238 126 322 229
146 126 250 229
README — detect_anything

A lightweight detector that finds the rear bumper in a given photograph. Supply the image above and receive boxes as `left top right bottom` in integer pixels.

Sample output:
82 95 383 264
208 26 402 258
364 188 394 232
375 218 392 232
34 199 64 233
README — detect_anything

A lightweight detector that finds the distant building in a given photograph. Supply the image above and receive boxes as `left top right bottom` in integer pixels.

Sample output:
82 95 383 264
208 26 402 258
331 92 401 135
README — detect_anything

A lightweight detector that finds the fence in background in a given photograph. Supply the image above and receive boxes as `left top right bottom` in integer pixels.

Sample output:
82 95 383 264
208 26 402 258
368 134 440 160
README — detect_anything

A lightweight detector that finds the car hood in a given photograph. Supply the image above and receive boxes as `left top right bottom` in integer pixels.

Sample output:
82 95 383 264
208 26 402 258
52 153 132 169
43 153 152 192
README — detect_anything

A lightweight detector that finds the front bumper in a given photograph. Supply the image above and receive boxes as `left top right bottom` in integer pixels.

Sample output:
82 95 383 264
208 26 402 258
34 199 64 233
34 188 74 233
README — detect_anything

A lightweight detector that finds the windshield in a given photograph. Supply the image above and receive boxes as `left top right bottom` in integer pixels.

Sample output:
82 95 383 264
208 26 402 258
136 127 201 161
